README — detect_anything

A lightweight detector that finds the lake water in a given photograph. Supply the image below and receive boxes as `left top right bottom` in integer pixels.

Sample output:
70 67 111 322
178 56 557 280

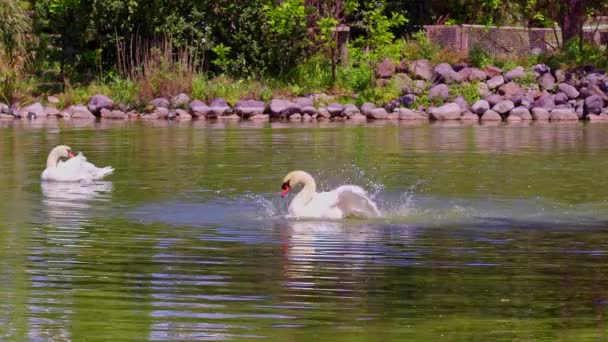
1 119 608 341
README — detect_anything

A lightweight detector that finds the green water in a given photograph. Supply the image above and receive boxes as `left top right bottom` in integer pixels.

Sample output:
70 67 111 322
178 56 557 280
1 120 608 341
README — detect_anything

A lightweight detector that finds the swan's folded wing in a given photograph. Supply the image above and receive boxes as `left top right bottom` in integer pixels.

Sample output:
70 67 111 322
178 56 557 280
50 156 87 181
334 185 381 218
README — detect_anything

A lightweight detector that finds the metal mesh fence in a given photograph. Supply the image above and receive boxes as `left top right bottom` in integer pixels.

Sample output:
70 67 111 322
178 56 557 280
424 24 607 56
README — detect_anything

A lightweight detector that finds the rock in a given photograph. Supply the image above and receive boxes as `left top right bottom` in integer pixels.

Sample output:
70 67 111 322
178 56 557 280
412 80 426 95
219 113 240 120
584 95 603 115
555 70 567 83
155 107 169 119
538 73 555 90
152 97 170 108
71 105 96 119
317 108 331 119
19 102 44 117
408 59 433 80
579 87 592 99
485 94 503 107
368 108 389 119
477 82 491 98
433 63 463 83
533 64 550 76
141 112 158 120
550 108 579 121
486 75 505 90
289 113 302 121
326 103 345 117
558 83 580 99
505 66 525 82
44 107 61 117
493 100 515 114
174 109 191 120
189 100 209 115
270 99 300 118
393 73 413 92
554 92 569 105
589 83 608 103
509 106 532 120
209 98 232 117
0 103 8 113
377 58 395 78
461 111 479 121
531 107 550 120
430 103 462 120
343 104 359 117
360 102 376 115
301 106 317 115
506 115 522 122
88 94 114 115
533 94 555 111
234 100 266 118
471 100 490 115
454 96 468 112
428 84 449 101
399 94 416 107
0 113 14 119
100 108 127 119
47 95 60 104
483 66 502 78
587 114 608 122
396 59 409 73
576 104 585 118
498 82 523 103
398 108 426 120
457 67 472 80
468 68 487 82
171 93 190 108
349 113 367 120
481 109 502 121
294 97 314 108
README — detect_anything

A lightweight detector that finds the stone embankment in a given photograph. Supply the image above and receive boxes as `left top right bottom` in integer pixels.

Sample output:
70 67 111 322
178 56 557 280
2 60 608 123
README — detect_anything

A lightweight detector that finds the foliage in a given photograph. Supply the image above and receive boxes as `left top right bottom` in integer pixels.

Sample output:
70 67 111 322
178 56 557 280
0 0 31 102
545 39 608 70
450 82 481 104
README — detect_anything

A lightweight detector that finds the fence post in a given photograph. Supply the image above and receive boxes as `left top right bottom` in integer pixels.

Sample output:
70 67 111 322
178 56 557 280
460 25 470 55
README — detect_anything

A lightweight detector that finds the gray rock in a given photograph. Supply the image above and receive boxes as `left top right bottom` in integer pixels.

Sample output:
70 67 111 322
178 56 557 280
481 110 502 121
19 102 44 117
454 96 468 112
483 66 502 78
457 67 472 80
234 100 266 118
377 58 395 78
88 94 114 115
485 94 503 107
428 84 449 101
509 106 532 120
461 111 479 121
476 82 491 98
326 102 345 117
209 98 232 117
486 75 505 90
498 82 523 104
155 107 169 119
175 109 192 120
589 83 608 103
100 108 127 119
368 108 389 119
505 66 525 82
393 73 413 92
554 92 569 105
533 94 555 111
468 68 487 82
317 108 331 119
360 102 376 115
471 100 490 115
44 107 61 117
152 97 170 108
430 103 462 120
343 104 359 117
433 63 463 83
531 107 550 120
294 97 314 108
349 113 367 120
412 80 426 95
555 70 567 83
408 59 433 80
538 73 555 90
71 105 96 119
171 93 190 108
533 64 550 76
398 108 426 120
576 104 585 118
301 106 318 115
558 83 580 99
584 95 603 115
550 108 579 121
493 100 515 114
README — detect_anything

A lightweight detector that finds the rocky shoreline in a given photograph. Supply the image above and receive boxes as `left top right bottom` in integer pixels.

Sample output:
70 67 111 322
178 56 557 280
2 60 608 123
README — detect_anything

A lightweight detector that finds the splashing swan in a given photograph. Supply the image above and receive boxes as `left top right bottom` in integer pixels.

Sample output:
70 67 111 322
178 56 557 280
41 145 114 182
281 170 380 219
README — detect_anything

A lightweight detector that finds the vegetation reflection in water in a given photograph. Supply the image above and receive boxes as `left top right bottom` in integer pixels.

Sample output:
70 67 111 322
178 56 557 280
1 120 608 341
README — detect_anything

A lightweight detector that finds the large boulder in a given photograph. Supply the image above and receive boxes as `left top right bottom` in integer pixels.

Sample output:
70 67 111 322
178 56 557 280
408 59 433 80
550 108 579 121
343 104 359 117
584 95 603 115
461 111 479 121
531 107 550 120
468 68 487 82
209 98 232 117
554 92 569 105
189 100 210 117
454 96 468 112
171 93 190 108
71 105 96 119
481 109 502 121
477 82 491 98
558 83 580 99
398 108 426 120
483 65 502 78
492 100 515 114
485 94 503 107
505 66 525 82
270 99 300 118
152 97 170 108
19 102 44 118
486 75 505 90
368 107 389 119
429 103 462 120
533 64 550 76
393 73 413 92
428 84 449 101
326 103 345 117
533 94 555 111
471 100 490 115
360 102 376 116
498 82 523 103
538 73 556 90
234 100 266 118
433 63 463 83
377 58 395 78
509 106 532 120
88 94 114 115
100 108 127 119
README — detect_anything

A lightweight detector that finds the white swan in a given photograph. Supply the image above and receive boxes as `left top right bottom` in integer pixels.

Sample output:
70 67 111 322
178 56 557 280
281 170 380 219
41 145 114 182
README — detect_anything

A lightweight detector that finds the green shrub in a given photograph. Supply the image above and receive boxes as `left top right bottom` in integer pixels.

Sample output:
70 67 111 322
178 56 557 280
450 82 481 104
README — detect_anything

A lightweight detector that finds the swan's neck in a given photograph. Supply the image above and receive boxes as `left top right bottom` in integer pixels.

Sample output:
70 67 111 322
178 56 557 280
46 149 61 169
291 173 317 209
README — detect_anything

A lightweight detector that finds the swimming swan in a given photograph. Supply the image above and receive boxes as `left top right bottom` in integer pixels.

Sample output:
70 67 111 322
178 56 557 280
281 170 380 219
41 145 114 182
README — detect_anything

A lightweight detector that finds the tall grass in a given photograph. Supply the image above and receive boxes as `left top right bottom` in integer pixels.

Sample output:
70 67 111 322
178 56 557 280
0 0 31 103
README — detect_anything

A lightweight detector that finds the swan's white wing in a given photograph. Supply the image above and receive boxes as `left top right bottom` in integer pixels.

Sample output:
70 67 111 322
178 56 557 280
41 153 113 182
334 185 380 218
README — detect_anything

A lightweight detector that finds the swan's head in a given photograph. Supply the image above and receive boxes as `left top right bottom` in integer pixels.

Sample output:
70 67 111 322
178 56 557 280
53 145 76 159
281 170 313 197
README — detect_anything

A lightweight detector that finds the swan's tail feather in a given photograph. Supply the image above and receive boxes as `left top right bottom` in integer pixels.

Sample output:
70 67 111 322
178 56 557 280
336 185 381 218
93 166 114 180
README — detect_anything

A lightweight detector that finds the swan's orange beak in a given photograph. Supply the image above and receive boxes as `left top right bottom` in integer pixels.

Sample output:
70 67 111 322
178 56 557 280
281 182 291 197
68 150 75 158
